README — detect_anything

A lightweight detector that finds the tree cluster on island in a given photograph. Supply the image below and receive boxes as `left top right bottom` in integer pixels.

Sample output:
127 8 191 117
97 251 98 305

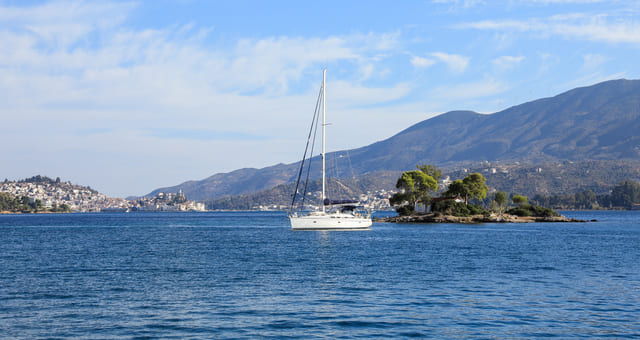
389 164 560 219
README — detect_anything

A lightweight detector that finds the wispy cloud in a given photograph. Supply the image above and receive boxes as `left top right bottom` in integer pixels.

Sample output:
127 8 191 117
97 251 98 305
581 53 609 71
430 78 508 103
410 56 436 68
432 0 486 9
148 128 268 141
430 52 470 74
458 13 640 44
525 0 608 3
0 0 136 49
492 55 525 72
2 0 637 197
0 0 416 196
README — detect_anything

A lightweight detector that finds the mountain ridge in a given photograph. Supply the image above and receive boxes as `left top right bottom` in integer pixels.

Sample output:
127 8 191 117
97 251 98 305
144 78 640 201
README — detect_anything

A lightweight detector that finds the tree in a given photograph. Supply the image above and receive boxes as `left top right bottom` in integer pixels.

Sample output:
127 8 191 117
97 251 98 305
494 191 508 214
416 164 443 182
34 199 44 212
444 173 488 204
512 195 527 206
444 179 466 199
463 173 488 202
575 190 597 209
611 180 640 208
390 170 437 215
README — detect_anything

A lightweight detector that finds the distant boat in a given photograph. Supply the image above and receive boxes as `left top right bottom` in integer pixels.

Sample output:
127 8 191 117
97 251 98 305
288 69 372 230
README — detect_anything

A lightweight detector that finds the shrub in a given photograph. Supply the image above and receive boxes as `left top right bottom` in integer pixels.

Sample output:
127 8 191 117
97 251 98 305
506 204 559 217
432 200 489 217
506 206 533 217
396 205 415 216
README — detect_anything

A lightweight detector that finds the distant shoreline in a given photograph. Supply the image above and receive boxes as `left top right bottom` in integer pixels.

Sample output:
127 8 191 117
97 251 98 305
0 210 64 215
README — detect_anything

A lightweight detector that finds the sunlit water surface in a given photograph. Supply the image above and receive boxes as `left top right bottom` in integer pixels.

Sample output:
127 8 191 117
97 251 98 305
1 211 639 338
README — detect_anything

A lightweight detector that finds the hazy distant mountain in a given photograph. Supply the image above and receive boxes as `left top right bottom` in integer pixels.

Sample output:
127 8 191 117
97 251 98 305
146 79 640 201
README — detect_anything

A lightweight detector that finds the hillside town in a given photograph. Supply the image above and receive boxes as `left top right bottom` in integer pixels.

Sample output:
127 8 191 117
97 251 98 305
1 177 205 213
2 176 393 213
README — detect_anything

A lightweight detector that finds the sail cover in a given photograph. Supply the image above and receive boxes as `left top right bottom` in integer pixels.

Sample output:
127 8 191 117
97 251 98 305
324 199 359 206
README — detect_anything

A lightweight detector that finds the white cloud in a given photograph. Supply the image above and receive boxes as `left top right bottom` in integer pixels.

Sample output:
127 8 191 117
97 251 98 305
0 0 136 48
430 52 470 74
525 0 607 3
432 0 486 9
492 55 525 72
0 0 414 197
459 13 640 44
330 81 412 108
581 53 609 71
430 78 508 104
411 56 436 68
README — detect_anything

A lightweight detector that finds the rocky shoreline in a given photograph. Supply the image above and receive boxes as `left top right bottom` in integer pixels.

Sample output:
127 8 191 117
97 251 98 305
376 213 588 224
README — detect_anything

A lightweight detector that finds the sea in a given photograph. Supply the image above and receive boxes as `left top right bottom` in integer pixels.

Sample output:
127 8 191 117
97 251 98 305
0 210 639 339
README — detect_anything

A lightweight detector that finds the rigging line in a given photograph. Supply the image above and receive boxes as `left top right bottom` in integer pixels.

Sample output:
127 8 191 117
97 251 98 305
345 149 356 180
301 84 323 208
331 152 339 196
289 83 324 214
291 84 323 212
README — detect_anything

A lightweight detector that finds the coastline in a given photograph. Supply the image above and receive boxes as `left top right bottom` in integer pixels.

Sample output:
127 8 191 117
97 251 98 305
376 213 588 224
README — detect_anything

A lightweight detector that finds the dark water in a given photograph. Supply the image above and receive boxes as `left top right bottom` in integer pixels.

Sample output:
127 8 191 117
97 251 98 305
1 211 639 339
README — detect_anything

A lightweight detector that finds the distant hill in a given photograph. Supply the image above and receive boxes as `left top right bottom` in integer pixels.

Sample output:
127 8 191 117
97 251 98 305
146 79 640 201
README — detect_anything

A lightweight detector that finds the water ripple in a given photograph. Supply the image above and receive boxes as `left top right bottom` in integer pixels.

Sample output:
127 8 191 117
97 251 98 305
0 211 639 338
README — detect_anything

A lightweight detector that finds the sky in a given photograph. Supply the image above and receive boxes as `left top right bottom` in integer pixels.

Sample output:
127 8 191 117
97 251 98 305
1 0 639 197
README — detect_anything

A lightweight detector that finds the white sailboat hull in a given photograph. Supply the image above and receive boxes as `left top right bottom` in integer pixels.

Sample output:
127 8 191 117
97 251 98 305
289 212 372 230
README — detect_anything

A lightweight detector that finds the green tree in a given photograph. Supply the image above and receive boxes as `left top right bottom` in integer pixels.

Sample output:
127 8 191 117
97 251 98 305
464 173 488 202
0 192 14 211
444 173 488 204
416 164 443 182
575 190 597 209
611 180 640 208
444 179 466 200
512 194 527 206
494 191 508 214
33 199 44 212
389 170 437 215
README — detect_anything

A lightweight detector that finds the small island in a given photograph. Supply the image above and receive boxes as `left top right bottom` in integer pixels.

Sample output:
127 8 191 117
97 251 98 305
377 212 586 224
379 165 587 224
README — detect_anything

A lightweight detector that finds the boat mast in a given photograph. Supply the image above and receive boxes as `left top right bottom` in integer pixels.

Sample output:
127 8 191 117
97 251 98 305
321 68 326 213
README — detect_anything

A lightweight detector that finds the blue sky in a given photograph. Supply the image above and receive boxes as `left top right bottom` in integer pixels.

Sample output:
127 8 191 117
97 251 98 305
1 0 639 197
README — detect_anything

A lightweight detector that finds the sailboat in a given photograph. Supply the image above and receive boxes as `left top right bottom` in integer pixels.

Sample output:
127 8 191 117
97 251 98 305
288 69 372 230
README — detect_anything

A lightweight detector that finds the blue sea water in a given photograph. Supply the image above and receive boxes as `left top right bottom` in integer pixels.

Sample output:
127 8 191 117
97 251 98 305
0 211 639 339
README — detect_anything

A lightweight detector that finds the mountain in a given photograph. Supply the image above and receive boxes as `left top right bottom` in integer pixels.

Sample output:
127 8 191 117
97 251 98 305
146 79 640 201
346 79 640 172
